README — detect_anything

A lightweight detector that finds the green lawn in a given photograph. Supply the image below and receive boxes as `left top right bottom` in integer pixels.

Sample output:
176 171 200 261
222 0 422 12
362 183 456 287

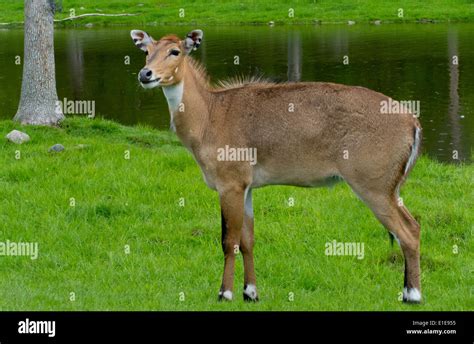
0 117 472 311
1 0 474 25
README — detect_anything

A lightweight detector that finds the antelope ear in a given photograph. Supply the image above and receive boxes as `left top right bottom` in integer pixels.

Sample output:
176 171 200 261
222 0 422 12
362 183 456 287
131 30 153 52
183 29 203 54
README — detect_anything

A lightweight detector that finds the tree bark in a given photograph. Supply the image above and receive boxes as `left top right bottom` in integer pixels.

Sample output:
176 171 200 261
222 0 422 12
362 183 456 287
14 0 64 125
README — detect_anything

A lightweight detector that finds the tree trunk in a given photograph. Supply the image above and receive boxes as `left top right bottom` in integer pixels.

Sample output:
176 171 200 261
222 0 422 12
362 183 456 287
14 0 64 125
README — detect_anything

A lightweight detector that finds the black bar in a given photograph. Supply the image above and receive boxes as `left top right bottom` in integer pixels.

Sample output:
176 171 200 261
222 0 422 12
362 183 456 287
0 311 472 343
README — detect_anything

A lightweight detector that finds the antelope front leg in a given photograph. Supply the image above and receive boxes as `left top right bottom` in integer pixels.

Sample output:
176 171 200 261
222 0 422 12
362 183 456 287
218 185 245 301
241 188 258 301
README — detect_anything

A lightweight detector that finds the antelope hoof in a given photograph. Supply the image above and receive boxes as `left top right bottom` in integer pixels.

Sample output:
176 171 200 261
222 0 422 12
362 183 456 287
243 284 259 302
218 290 233 302
403 288 422 303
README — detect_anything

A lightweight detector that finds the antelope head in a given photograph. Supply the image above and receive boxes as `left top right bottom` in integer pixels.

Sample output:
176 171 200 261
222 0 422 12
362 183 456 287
130 29 203 89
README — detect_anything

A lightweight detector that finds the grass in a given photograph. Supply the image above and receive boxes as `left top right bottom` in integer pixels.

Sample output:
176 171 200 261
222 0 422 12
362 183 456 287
1 0 474 26
0 117 472 311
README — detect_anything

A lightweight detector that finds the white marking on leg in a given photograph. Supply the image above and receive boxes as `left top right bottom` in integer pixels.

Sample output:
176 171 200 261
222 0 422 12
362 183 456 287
405 126 421 175
403 287 422 302
244 284 258 300
222 290 233 300
244 187 253 218
390 231 401 246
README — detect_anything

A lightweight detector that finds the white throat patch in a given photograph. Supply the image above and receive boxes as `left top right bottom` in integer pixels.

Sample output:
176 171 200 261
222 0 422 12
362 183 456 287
162 81 184 131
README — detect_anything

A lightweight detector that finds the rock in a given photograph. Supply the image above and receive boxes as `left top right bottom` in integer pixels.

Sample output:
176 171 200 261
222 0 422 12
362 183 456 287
48 144 65 153
418 18 434 24
347 20 356 25
85 23 93 28
268 21 275 26
373 20 381 25
6 130 30 144
312 19 321 25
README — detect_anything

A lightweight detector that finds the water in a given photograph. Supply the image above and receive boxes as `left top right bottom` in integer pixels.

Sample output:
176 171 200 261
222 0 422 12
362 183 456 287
0 24 472 163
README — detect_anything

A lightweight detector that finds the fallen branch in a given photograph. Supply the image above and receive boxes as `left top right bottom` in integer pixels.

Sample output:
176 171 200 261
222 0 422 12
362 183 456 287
54 13 139 22
0 13 139 25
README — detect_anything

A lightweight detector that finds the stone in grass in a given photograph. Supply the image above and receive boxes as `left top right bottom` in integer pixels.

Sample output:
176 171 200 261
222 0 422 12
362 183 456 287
48 144 65 153
348 20 356 25
6 130 30 144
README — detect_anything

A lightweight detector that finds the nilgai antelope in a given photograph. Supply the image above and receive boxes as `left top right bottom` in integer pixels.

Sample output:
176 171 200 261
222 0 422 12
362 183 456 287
131 29 423 303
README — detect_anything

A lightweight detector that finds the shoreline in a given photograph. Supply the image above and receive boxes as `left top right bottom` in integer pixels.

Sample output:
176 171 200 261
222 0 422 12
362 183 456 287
1 117 471 165
1 18 473 28
2 0 473 28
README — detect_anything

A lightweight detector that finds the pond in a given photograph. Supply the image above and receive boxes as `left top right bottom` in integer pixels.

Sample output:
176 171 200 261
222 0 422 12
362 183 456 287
0 24 472 163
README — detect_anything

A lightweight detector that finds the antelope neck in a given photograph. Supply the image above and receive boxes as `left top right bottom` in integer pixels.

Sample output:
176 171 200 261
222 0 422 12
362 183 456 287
161 58 211 152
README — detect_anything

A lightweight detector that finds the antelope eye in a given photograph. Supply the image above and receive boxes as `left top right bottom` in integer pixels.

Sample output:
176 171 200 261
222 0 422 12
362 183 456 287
170 49 180 56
